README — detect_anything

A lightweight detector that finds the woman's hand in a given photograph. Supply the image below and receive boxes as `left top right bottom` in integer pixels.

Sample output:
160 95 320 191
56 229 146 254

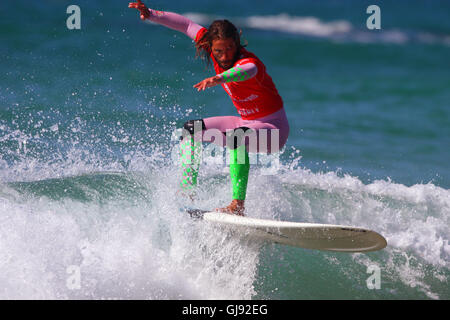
193 75 223 91
128 0 150 20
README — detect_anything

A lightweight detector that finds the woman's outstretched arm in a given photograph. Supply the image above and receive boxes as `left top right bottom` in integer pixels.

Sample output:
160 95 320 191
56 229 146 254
129 1 204 40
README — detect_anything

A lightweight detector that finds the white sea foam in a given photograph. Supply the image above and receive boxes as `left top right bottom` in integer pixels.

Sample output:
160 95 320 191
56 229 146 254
246 14 352 37
0 174 261 299
276 168 449 268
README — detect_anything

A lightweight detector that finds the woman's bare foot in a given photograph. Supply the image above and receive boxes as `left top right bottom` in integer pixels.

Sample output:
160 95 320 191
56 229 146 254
215 199 245 216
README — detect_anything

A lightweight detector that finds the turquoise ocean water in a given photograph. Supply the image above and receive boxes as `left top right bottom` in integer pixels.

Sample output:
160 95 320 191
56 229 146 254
0 0 449 299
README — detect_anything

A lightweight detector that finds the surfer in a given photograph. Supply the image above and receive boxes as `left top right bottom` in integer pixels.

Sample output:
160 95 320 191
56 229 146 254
129 1 289 215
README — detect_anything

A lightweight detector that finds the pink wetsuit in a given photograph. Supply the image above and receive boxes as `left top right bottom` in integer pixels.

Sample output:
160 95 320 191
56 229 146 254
147 10 289 153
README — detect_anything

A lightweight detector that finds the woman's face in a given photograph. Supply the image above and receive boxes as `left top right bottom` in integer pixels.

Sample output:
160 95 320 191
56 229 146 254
211 38 238 70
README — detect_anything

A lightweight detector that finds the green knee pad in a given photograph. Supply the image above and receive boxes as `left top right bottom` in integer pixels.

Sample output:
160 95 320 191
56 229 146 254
229 144 250 200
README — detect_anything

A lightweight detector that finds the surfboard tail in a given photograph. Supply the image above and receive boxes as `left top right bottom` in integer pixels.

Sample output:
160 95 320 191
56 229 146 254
186 208 208 219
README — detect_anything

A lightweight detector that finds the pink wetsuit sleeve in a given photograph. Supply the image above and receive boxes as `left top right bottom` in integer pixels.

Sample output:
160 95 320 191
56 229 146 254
217 63 258 83
147 9 204 40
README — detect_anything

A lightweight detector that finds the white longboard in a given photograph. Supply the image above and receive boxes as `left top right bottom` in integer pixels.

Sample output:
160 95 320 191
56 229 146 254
187 209 387 253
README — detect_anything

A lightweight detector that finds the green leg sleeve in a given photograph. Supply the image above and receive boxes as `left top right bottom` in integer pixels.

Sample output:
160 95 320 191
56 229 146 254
229 144 250 200
180 135 201 190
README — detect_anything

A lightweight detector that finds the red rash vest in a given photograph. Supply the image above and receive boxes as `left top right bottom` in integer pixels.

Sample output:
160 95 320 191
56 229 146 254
195 27 283 120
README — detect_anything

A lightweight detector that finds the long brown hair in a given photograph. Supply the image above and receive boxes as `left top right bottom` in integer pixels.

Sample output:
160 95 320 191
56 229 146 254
195 19 247 66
